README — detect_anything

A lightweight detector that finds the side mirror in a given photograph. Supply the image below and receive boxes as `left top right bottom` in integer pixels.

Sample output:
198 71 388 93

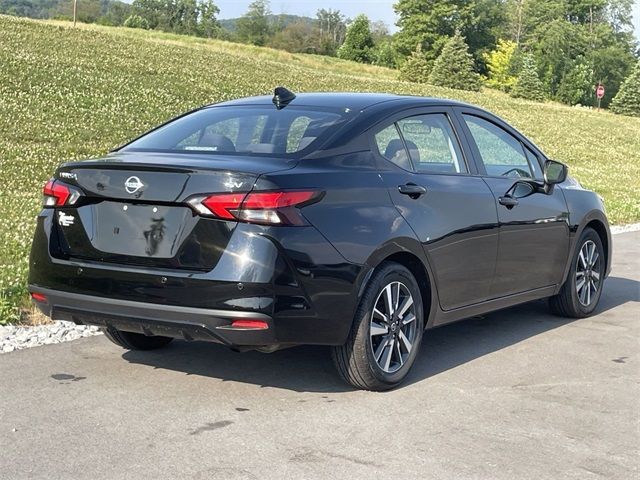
544 160 568 185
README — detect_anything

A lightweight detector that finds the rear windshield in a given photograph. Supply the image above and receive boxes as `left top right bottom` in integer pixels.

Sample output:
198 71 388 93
120 106 349 156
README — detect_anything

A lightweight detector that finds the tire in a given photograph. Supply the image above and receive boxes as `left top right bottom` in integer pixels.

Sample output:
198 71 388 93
332 262 425 391
549 227 605 318
103 327 173 351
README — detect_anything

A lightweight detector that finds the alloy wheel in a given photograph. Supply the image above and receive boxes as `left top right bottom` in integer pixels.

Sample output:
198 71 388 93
576 240 601 307
370 281 418 373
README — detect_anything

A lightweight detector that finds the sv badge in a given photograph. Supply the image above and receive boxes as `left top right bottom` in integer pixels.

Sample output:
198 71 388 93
224 180 244 189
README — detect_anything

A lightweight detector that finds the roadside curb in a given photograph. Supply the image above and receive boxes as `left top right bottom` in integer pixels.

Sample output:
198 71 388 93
611 223 640 235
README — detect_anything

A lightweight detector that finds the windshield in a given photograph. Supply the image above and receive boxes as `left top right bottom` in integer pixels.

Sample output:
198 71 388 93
121 106 349 156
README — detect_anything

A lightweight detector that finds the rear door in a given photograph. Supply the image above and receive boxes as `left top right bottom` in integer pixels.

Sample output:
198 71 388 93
454 108 570 297
374 107 499 311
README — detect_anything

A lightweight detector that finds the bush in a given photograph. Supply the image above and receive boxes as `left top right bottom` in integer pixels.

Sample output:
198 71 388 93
123 14 150 30
610 62 640 117
399 44 431 82
511 54 546 102
428 32 481 92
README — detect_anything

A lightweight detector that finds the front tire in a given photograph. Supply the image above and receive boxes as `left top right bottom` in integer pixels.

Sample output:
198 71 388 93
549 227 605 318
332 262 425 391
103 327 173 351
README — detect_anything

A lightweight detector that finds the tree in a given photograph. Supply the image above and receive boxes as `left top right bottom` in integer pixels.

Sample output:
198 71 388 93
428 32 481 91
394 0 503 73
556 59 594 105
337 14 374 63
131 0 164 29
483 39 518 91
371 39 400 69
236 0 271 46
510 53 546 101
399 44 431 82
198 0 220 38
123 14 149 29
269 21 319 53
610 62 640 117
502 0 637 106
394 0 470 60
316 8 346 55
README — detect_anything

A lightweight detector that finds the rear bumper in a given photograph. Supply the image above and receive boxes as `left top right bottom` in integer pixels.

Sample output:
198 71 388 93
30 286 278 347
28 210 365 346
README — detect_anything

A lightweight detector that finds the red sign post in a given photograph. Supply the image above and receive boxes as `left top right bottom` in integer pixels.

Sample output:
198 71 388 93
596 84 605 110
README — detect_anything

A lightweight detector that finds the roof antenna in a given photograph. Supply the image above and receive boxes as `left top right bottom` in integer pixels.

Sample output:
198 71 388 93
272 86 296 110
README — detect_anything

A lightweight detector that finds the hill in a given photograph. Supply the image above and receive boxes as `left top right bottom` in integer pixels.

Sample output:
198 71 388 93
219 13 314 33
1 15 639 320
0 0 130 23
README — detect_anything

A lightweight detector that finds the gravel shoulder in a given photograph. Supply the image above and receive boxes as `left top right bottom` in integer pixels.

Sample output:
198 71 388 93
0 322 101 353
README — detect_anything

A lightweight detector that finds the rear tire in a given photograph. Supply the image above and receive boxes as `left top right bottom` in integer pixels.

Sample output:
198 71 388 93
549 227 605 318
103 327 173 351
332 262 425 391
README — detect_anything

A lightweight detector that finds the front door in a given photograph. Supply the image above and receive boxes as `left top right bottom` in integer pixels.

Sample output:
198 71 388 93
457 111 570 297
373 109 499 311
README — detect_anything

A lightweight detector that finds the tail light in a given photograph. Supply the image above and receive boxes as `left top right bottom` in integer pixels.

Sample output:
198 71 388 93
188 190 322 226
42 179 80 207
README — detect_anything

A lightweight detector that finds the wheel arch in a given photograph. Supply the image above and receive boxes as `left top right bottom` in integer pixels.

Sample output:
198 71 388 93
584 218 610 275
559 209 612 290
357 239 439 330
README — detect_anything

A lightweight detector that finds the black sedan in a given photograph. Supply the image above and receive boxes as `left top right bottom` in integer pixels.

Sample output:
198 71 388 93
29 88 611 390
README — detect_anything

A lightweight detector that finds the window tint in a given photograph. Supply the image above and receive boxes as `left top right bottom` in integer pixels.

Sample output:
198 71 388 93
463 115 534 178
374 124 412 170
123 107 346 156
397 114 466 174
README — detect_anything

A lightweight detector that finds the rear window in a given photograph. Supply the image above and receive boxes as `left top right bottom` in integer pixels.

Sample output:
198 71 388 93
121 106 348 156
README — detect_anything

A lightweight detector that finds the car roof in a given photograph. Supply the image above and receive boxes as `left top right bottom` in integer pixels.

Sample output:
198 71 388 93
210 92 474 111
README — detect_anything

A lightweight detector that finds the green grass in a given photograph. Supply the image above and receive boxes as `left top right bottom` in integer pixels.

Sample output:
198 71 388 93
1 15 639 323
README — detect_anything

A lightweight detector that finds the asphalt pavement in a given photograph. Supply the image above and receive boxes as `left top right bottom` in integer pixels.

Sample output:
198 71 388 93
1 231 638 480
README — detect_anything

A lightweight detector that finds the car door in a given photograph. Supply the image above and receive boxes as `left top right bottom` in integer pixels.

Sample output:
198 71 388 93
454 108 570 297
373 108 499 311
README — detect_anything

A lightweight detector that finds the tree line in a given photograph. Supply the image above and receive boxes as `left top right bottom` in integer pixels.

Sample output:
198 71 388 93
1 0 638 114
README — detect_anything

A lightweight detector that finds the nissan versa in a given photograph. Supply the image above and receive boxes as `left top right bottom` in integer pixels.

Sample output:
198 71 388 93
29 89 611 390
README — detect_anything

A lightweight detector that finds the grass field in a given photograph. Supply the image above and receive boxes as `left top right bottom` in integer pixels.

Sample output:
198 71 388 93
1 15 639 323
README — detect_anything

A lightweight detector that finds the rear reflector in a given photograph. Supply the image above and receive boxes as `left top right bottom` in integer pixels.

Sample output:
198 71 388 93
190 190 321 226
31 292 47 303
230 319 269 330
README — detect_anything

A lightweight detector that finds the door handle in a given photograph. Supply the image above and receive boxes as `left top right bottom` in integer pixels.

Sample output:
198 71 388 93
398 184 427 198
498 195 519 209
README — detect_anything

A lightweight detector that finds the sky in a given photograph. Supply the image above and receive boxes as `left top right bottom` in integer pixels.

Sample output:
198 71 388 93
216 0 399 30
215 0 640 39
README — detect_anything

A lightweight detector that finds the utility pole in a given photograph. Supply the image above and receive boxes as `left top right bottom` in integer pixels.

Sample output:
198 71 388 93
73 0 77 27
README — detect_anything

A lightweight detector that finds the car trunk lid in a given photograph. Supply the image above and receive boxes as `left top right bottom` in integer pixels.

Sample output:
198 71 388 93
51 152 296 270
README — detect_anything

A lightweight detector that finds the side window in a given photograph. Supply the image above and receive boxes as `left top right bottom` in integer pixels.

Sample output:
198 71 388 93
287 116 312 153
374 124 412 170
397 114 466 174
524 145 543 179
463 115 534 178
